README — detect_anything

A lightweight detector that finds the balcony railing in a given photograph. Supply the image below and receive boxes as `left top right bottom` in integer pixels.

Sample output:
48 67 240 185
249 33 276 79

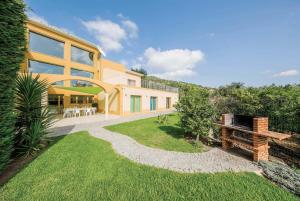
141 79 179 93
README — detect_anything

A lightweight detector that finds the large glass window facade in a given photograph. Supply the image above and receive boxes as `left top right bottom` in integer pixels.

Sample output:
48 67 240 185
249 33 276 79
29 32 64 58
71 46 94 65
28 60 64 75
71 68 94 78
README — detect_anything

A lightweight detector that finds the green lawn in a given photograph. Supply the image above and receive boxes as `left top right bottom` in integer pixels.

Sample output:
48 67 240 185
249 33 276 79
105 114 204 152
0 132 297 201
56 86 102 95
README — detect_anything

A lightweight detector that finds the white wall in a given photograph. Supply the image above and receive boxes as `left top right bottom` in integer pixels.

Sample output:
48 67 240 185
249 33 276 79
102 68 141 87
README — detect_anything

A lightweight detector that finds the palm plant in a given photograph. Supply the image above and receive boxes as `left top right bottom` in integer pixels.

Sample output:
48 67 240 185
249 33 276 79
14 73 54 156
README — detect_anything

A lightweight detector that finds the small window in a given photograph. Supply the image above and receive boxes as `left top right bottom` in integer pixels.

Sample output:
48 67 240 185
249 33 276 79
29 32 64 58
166 97 171 109
127 79 136 86
71 45 94 65
28 60 64 75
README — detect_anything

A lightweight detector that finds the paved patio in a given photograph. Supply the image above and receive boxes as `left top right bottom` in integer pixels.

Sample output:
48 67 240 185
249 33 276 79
52 113 121 128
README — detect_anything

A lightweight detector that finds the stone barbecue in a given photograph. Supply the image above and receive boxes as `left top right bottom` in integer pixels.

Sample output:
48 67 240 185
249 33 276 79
220 114 291 162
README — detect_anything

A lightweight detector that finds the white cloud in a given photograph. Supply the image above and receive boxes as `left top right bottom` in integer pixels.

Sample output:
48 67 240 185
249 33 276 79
27 12 48 24
141 47 204 80
82 18 126 52
273 69 299 77
82 15 138 53
152 69 195 80
121 20 138 38
27 12 74 35
118 13 138 38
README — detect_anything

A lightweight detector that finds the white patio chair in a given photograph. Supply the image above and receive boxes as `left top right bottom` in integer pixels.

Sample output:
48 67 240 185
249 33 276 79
91 107 96 115
63 108 72 118
85 107 92 116
74 108 80 117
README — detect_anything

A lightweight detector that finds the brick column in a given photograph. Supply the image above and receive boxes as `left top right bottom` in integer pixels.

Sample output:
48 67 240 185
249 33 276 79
253 117 269 161
221 114 233 150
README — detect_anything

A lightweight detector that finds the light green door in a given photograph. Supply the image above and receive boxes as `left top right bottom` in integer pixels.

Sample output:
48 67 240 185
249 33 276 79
130 95 141 112
135 96 141 112
130 96 135 112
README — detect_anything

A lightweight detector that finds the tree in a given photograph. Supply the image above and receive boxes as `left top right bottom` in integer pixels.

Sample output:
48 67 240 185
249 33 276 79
131 67 148 76
175 85 215 141
14 73 54 156
0 0 26 172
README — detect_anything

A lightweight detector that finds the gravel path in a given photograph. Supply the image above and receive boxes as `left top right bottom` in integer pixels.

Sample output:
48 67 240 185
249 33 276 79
49 112 260 173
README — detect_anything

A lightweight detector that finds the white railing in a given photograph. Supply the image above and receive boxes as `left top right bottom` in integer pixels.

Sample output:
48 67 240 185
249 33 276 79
141 80 179 93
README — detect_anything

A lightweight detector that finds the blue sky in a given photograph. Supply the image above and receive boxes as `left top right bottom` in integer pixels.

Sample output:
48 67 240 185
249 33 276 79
25 0 300 87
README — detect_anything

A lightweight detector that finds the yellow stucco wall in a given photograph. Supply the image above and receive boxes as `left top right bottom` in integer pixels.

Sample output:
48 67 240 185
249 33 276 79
21 20 178 117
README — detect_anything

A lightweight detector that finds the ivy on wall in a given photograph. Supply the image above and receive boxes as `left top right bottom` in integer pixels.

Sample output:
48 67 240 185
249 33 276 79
0 0 26 172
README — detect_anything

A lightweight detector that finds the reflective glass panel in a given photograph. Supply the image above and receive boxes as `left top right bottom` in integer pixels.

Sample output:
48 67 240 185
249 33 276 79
29 32 64 58
71 46 94 65
28 60 64 75
71 68 94 78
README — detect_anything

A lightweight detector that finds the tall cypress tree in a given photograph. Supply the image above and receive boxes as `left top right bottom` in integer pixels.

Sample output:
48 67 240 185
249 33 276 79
0 0 26 172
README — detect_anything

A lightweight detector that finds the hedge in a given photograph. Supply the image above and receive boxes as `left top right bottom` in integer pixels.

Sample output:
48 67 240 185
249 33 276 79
0 0 26 172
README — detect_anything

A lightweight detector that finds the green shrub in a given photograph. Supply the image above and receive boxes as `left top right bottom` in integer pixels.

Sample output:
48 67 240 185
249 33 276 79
175 85 216 141
14 73 54 156
157 114 168 125
213 83 300 133
0 0 26 172
259 161 300 196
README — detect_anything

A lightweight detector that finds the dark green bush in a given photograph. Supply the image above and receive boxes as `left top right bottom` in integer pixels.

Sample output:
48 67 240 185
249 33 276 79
14 73 54 156
0 0 26 172
213 83 300 133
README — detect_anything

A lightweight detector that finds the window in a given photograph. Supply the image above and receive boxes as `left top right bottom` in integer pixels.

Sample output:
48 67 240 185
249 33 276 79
71 68 94 78
70 95 93 104
71 45 94 65
150 96 157 111
28 60 64 75
166 97 171 109
127 79 136 86
48 94 64 106
48 94 64 114
29 32 64 58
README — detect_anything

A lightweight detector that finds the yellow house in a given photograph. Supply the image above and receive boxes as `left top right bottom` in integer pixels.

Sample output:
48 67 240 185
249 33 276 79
20 20 179 117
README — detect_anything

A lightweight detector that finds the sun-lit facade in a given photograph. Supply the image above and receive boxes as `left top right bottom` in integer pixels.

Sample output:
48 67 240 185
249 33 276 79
20 20 178 116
